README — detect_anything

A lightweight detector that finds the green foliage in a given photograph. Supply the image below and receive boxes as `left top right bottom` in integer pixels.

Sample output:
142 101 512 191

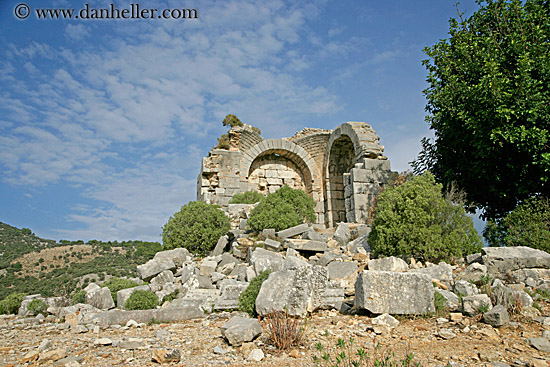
368 172 482 262
238 270 270 316
162 201 230 256
313 337 419 367
21 228 32 235
125 290 159 310
0 222 58 270
248 185 316 232
484 196 550 251
216 114 262 149
0 292 25 314
434 291 447 316
103 277 139 301
27 298 47 315
229 190 265 204
71 290 86 305
161 289 179 304
413 0 550 219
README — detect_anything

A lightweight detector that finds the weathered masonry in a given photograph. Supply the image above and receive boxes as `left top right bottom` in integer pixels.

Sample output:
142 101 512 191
197 122 392 227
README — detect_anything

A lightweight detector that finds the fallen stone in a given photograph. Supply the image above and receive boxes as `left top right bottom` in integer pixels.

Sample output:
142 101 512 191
483 305 510 327
214 279 249 310
333 222 351 246
119 338 144 350
368 257 408 272
247 348 264 362
276 223 309 239
372 313 399 328
482 246 550 278
409 262 453 283
436 289 460 311
355 271 434 314
264 238 281 251
248 247 284 275
21 350 39 364
150 270 175 292
347 234 371 254
284 239 329 254
94 338 113 345
152 349 181 364
327 261 358 280
38 348 67 363
213 346 227 355
528 337 550 353
453 280 479 297
462 294 493 316
85 287 114 310
153 248 189 267
457 263 488 283
117 285 150 309
137 258 176 282
220 316 262 346
437 328 457 340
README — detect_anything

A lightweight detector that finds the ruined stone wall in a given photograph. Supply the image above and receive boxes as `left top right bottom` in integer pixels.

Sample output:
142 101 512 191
197 122 392 227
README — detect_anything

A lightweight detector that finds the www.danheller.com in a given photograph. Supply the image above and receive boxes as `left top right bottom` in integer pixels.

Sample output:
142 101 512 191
14 3 198 20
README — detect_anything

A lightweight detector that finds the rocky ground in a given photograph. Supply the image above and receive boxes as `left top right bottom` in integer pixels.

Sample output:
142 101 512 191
1 304 549 367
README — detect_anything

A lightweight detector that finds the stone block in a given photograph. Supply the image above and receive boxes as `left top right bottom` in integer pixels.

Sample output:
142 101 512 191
85 287 114 310
264 238 281 251
211 235 229 256
137 258 176 282
482 246 550 278
361 159 391 171
214 280 249 310
436 289 460 311
200 260 218 276
153 248 190 267
456 263 487 283
368 256 408 272
220 316 262 346
409 262 453 283
483 304 510 327
333 222 350 246
248 247 285 275
453 280 479 297
284 239 329 253
327 261 358 280
150 270 175 292
462 294 492 316
354 271 435 315
276 223 309 239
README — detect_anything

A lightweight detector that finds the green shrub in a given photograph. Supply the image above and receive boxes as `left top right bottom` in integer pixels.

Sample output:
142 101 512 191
229 190 265 204
27 298 47 315
238 270 270 316
125 290 159 310
368 172 482 262
248 185 316 232
103 277 139 301
434 291 447 316
161 289 179 304
162 201 231 256
484 196 550 251
71 290 86 305
0 292 25 314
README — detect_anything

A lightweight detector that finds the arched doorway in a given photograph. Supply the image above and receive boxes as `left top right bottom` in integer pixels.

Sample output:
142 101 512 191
326 135 355 226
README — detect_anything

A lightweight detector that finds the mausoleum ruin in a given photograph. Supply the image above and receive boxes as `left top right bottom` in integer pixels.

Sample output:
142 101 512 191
197 122 393 228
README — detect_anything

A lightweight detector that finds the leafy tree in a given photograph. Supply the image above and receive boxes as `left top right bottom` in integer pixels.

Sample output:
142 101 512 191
229 190 265 204
484 196 550 250
368 172 482 262
0 292 25 314
162 201 231 256
248 185 316 232
413 0 550 219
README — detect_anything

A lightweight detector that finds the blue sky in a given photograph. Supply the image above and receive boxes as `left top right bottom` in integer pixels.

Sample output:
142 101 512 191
0 0 482 242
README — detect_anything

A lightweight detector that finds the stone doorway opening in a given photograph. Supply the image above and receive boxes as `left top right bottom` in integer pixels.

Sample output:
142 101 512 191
326 135 355 227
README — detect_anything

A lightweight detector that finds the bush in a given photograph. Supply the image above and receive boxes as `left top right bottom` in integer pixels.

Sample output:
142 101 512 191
484 196 550 251
264 309 307 350
229 190 264 204
248 185 316 232
161 289 179 304
71 290 86 305
27 299 47 315
368 172 482 262
0 292 25 314
125 290 159 310
103 277 139 301
238 270 270 316
162 201 231 256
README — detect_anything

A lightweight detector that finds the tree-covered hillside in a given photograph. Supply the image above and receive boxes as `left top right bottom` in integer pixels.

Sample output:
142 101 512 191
0 222 162 301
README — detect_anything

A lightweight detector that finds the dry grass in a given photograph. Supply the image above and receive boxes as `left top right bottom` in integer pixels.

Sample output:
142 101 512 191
263 309 308 351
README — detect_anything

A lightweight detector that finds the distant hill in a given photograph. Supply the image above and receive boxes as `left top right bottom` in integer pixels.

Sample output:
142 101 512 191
0 222 162 301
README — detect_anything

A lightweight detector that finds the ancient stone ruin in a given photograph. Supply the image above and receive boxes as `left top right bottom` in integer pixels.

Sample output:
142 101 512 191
197 122 393 227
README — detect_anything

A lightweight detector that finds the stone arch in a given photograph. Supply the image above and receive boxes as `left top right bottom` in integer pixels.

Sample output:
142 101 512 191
324 122 386 226
241 139 324 223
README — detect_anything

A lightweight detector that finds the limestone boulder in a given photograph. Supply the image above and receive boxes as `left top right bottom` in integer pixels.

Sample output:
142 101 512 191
368 256 408 272
456 263 488 283
462 294 492 316
436 289 460 311
137 258 176 282
150 270 175 292
214 279 249 310
220 316 262 346
275 223 309 239
333 222 351 246
409 262 453 283
483 305 510 327
248 247 284 275
153 248 190 267
354 271 434 315
212 235 229 256
453 280 479 297
255 266 331 317
482 246 550 278
85 287 115 310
